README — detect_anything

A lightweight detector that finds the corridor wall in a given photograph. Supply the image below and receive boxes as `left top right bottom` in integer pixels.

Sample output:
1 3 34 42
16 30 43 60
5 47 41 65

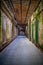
31 1 43 49
0 11 18 50
6 17 12 40
38 10 43 47
0 11 12 44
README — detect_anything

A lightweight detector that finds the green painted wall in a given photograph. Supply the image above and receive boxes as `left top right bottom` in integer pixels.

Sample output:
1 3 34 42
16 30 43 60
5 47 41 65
35 17 38 44
31 1 43 49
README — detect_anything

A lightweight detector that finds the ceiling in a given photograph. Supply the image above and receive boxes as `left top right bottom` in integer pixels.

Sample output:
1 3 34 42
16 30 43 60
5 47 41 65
3 0 40 24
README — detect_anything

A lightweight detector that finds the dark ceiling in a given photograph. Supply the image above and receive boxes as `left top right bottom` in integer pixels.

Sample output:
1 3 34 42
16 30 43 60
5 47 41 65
2 0 41 24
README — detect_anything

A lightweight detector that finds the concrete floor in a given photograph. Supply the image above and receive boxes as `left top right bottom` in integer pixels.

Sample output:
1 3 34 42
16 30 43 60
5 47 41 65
0 35 43 65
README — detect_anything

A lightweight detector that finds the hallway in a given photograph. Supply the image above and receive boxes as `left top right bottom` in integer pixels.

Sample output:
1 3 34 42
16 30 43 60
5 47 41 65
0 35 43 65
0 0 43 65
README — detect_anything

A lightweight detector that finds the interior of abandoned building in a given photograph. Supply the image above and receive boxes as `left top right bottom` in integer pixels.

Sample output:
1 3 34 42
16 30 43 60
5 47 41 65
0 0 43 65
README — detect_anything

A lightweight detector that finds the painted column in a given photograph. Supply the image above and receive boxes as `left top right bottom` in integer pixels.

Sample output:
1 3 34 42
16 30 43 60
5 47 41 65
29 19 31 40
1 11 6 43
0 11 2 44
35 17 38 45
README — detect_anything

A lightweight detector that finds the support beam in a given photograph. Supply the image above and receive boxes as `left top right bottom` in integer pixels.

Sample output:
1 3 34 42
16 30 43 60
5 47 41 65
24 0 31 23
8 0 15 15
20 0 22 23
34 0 41 12
1 0 14 20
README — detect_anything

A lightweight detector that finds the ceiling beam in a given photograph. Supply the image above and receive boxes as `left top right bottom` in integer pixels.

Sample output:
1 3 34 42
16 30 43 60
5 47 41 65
20 0 22 23
8 0 14 14
34 0 41 12
10 0 16 15
37 8 43 16
1 0 13 19
24 0 31 23
10 0 20 26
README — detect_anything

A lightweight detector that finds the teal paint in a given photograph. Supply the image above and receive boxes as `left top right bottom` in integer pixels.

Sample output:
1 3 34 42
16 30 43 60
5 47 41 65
35 17 38 44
